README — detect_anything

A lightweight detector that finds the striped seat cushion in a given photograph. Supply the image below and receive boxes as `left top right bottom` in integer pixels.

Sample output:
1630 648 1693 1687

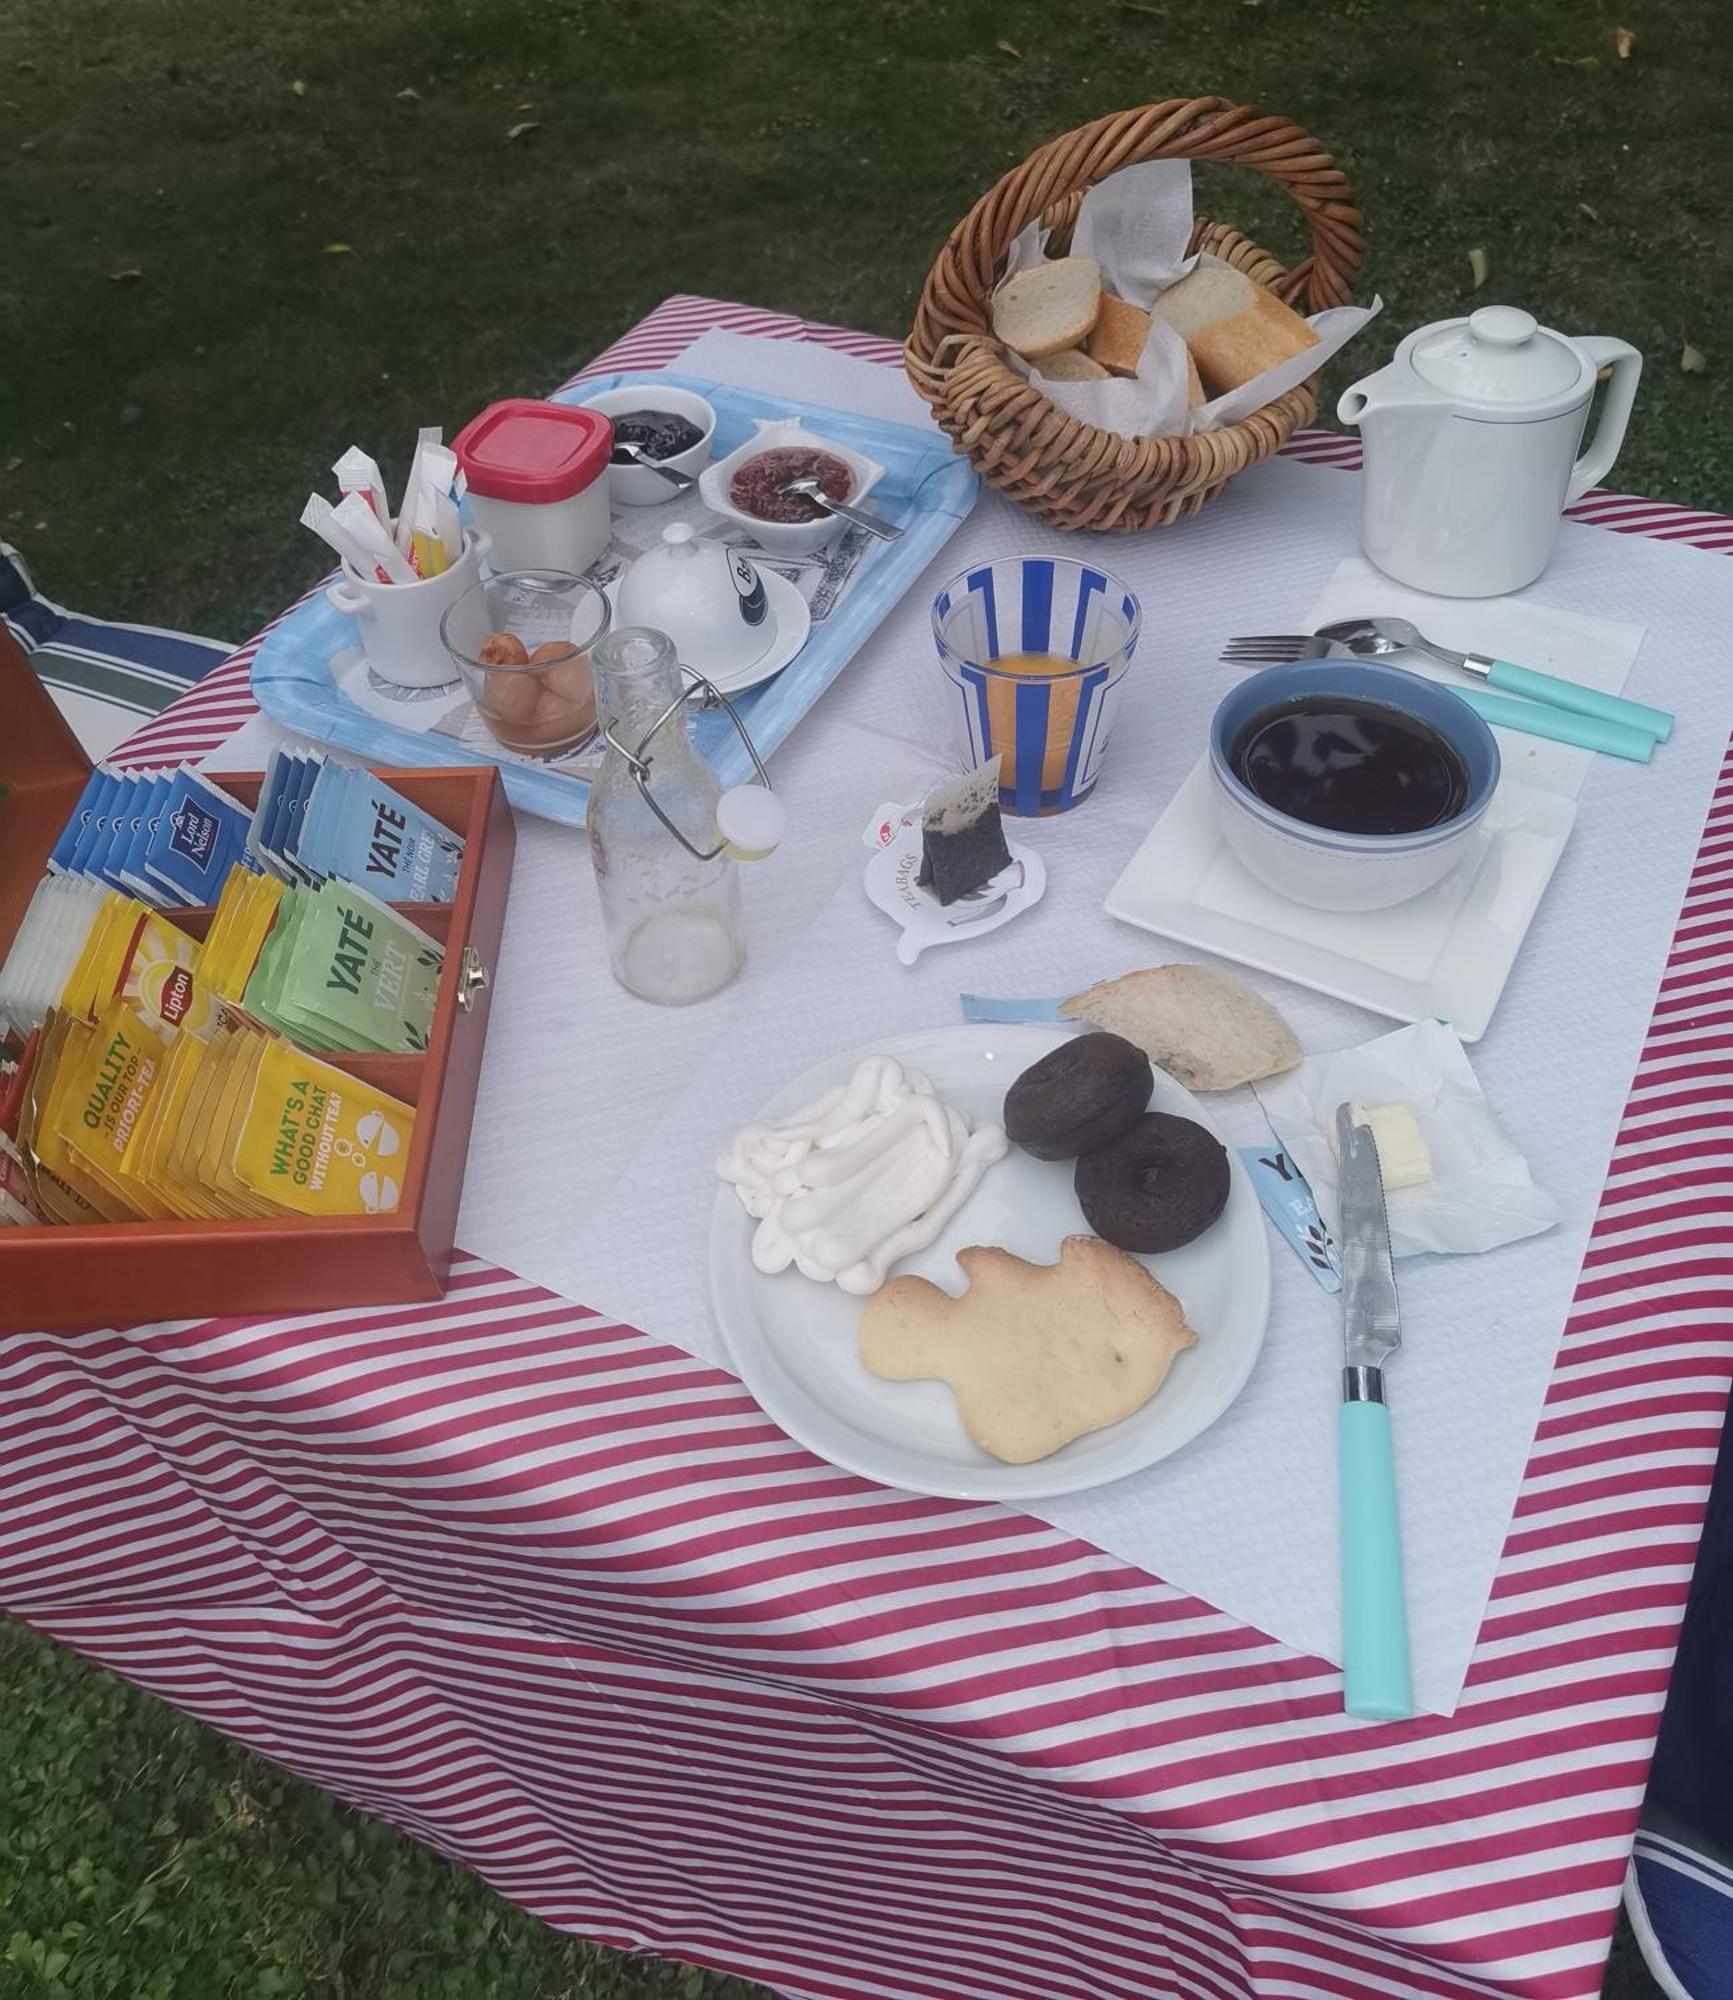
1 541 232 760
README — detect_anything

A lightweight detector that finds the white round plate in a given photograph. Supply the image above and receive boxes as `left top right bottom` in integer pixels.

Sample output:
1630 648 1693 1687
601 561 809 696
707 1023 1272 1501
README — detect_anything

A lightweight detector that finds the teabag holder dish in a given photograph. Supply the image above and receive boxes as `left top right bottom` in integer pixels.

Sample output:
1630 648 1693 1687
860 798 1047 965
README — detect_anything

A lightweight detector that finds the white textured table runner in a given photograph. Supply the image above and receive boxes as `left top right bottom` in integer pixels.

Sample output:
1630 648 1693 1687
212 335 1733 1715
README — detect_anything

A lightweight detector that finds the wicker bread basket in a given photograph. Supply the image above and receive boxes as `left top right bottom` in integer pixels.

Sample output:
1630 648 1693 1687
905 98 1363 532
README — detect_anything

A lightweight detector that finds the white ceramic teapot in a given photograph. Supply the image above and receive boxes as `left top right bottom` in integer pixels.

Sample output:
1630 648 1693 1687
1338 306 1641 597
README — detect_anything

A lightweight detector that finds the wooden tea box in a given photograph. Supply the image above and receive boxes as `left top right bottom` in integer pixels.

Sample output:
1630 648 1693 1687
0 629 514 1332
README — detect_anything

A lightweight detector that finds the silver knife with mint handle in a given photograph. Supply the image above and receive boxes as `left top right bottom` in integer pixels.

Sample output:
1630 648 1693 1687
1335 1101 1414 1722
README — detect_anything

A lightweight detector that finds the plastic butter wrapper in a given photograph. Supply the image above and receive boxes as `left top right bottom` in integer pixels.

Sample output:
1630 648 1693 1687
1255 1017 1561 1259
1237 1143 1341 1293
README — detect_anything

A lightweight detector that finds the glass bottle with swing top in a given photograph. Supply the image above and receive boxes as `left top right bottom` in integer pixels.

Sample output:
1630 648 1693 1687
586 626 782 1005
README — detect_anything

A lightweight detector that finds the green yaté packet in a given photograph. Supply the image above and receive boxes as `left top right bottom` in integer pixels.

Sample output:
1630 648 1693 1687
243 879 443 1054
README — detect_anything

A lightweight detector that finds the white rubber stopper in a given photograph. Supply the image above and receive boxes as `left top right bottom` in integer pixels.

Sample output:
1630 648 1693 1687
715 785 785 860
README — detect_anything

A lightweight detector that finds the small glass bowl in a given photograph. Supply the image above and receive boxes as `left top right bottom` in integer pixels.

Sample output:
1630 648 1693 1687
440 569 611 757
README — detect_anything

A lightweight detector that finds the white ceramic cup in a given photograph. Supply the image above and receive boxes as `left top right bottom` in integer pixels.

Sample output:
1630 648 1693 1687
326 529 490 688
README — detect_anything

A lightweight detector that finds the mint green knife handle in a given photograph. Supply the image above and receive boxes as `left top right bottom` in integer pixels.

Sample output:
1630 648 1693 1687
1453 685 1654 762
1340 1400 1414 1721
1485 659 1673 742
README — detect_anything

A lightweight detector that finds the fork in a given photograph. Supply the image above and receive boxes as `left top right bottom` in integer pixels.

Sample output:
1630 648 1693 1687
1229 615 1672 740
1221 635 1658 763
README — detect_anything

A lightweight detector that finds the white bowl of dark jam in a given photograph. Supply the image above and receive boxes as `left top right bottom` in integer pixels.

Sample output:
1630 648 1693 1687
1208 661 1501 913
579 385 717 505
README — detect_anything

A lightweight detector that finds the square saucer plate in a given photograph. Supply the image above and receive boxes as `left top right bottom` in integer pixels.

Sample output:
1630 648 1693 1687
1103 758 1578 1042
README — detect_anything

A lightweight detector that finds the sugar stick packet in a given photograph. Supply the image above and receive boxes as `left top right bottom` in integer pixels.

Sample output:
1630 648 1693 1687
393 426 442 559
333 445 390 523
301 493 415 585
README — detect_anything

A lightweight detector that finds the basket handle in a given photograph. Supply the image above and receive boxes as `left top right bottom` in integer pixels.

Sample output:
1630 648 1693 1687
912 96 1362 356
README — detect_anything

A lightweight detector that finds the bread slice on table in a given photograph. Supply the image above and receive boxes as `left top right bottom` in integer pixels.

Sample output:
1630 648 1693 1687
991 256 1103 361
1153 262 1319 397
858 1235 1197 1465
1037 348 1112 382
1061 963 1301 1092
1084 294 1153 377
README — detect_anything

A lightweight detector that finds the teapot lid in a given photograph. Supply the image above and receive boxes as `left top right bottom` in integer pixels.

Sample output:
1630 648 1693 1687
1411 307 1587 408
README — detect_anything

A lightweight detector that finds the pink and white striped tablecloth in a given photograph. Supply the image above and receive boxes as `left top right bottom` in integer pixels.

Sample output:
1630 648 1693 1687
7 295 1732 2000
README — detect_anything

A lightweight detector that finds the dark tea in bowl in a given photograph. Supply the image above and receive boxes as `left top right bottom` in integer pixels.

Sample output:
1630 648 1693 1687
1230 696 1470 837
1208 661 1500 914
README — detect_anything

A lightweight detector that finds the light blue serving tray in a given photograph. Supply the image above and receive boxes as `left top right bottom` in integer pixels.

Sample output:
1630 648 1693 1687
251 371 979 826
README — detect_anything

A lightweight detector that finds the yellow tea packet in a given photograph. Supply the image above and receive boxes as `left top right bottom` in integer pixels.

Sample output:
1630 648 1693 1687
120 908 211 1039
52 998 175 1220
16 1014 111 1225
201 868 283 1004
59 892 131 1024
199 1026 280 1220
231 1038 415 1217
129 1029 218 1220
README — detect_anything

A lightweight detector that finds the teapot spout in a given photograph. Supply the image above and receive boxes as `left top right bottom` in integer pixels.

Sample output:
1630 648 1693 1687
1337 365 1449 428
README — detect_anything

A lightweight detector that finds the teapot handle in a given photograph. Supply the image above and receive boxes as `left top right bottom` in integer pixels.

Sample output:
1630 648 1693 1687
1567 338 1642 503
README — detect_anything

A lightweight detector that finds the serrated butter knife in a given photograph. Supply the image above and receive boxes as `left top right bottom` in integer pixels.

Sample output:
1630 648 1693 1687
1336 1102 1414 1722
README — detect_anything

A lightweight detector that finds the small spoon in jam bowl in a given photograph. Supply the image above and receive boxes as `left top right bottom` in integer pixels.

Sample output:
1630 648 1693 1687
610 440 697 492
777 475 903 542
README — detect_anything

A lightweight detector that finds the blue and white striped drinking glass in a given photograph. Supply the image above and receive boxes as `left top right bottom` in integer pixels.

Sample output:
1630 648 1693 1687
930 556 1141 816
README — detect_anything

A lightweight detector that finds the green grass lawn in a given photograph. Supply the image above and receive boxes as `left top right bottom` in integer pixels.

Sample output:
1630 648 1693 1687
3 0 1728 1993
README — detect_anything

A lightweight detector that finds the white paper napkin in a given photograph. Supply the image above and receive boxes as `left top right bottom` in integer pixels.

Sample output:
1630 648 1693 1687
211 332 1733 1718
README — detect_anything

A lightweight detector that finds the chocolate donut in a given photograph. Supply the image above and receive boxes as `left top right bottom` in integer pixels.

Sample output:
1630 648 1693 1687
1074 1113 1230 1254
1002 1032 1153 1162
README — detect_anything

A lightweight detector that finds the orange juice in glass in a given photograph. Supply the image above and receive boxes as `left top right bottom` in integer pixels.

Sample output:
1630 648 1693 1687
931 557 1141 815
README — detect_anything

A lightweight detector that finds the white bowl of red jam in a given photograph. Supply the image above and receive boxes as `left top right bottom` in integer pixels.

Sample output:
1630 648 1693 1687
1208 660 1502 913
698 419 885 555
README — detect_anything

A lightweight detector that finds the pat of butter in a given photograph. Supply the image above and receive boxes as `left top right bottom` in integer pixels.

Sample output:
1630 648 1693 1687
1348 1099 1432 1190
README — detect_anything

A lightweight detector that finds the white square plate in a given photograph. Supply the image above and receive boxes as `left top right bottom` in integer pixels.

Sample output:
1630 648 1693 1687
1103 758 1578 1041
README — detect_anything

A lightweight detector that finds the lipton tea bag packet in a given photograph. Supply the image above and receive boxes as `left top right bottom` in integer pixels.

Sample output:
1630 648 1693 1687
230 1037 414 1217
197 1027 280 1219
59 891 133 1024
163 1030 238 1218
53 996 176 1216
203 867 285 1005
51 998 176 1219
118 908 211 1039
128 1028 213 1219
26 1013 134 1222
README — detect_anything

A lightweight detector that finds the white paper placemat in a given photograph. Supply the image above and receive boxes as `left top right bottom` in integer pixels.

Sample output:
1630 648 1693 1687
209 335 1733 1716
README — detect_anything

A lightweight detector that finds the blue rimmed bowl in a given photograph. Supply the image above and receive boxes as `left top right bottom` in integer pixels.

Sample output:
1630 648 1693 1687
1208 661 1502 913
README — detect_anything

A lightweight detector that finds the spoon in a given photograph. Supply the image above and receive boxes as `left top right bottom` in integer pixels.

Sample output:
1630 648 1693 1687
1316 615 1672 740
778 475 903 542
611 440 696 492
